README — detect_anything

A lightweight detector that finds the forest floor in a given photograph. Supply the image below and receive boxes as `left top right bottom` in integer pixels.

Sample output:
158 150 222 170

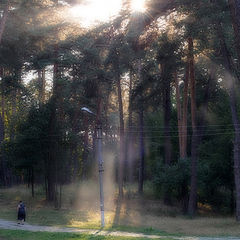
0 184 240 239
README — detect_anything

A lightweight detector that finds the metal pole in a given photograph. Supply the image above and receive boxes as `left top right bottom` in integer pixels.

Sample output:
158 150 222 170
96 124 105 227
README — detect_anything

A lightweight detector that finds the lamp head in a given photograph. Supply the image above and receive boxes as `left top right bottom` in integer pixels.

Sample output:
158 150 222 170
81 107 95 115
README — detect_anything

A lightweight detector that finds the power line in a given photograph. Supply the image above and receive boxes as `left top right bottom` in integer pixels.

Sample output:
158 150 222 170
6 128 237 141
140 131 235 138
107 123 237 129
120 128 235 133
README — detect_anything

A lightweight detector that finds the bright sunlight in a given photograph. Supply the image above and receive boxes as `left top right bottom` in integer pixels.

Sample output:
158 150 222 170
131 0 146 12
69 0 146 28
69 0 122 28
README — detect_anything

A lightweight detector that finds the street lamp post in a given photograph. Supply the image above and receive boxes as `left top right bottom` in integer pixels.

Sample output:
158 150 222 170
96 124 105 227
81 107 105 227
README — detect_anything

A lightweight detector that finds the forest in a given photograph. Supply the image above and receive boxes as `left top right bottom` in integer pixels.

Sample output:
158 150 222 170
1 0 240 225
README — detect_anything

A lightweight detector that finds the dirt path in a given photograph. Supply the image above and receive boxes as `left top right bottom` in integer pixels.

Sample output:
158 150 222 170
0 219 239 240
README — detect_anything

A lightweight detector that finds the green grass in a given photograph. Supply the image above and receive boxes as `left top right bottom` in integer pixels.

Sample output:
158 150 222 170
1 184 240 237
0 229 174 240
105 225 181 237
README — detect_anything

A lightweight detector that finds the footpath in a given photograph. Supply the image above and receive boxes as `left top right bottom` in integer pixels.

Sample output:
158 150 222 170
0 219 239 240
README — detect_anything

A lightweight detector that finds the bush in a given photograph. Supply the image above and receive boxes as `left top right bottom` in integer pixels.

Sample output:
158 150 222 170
153 159 190 200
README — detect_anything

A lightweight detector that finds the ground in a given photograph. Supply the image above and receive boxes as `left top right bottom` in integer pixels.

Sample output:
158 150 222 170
0 219 240 240
0 184 240 239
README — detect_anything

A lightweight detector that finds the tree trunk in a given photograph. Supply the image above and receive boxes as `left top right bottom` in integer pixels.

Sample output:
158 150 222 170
175 65 189 160
188 37 198 217
136 59 145 194
162 64 172 166
47 103 57 201
175 71 189 213
0 67 6 186
0 67 11 186
217 22 240 221
175 72 183 157
0 0 9 44
44 168 48 198
70 73 81 181
116 71 124 198
228 76 240 222
0 107 5 186
228 0 240 62
31 167 34 198
47 45 60 202
138 104 144 194
10 67 21 141
52 41 65 208
161 63 172 204
182 65 190 159
38 68 46 104
127 69 134 183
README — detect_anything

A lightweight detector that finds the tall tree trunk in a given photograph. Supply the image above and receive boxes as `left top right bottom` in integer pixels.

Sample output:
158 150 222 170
0 67 6 186
136 60 145 194
210 0 240 220
182 64 190 213
175 65 189 160
0 67 12 186
47 45 59 202
70 69 81 181
116 71 124 198
162 64 172 166
188 37 198 216
47 101 57 201
182 65 190 159
71 107 79 181
42 68 46 102
162 64 172 204
175 72 183 157
0 0 9 44
0 100 5 186
228 74 240 222
38 68 46 104
228 0 240 62
138 103 144 194
52 40 65 208
175 71 189 212
44 163 48 197
31 167 34 198
217 23 240 221
10 67 21 141
127 69 134 183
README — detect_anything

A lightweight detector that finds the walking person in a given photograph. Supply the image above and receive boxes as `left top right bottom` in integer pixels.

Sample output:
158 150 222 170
17 201 26 225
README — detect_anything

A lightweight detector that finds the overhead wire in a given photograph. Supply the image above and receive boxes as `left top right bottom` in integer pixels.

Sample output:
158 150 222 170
106 123 238 129
120 128 235 133
11 124 237 141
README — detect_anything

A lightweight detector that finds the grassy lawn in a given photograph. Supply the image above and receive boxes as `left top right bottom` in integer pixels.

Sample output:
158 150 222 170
0 184 240 237
0 229 174 240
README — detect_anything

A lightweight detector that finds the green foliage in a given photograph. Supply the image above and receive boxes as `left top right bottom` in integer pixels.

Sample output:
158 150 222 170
4 105 51 173
152 159 190 200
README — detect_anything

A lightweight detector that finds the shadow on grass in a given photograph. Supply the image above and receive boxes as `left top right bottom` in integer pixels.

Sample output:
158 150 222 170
113 195 122 226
